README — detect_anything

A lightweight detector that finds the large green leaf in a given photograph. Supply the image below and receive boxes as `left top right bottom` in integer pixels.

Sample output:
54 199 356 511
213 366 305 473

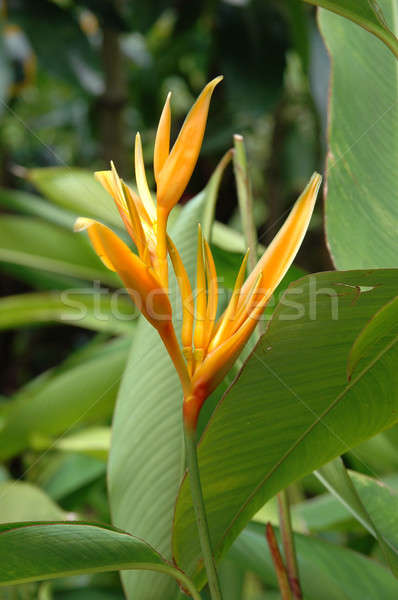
0 292 136 335
0 338 129 460
230 522 398 599
0 522 199 598
320 1 398 268
173 269 398 586
0 215 119 287
28 168 122 229
303 0 398 58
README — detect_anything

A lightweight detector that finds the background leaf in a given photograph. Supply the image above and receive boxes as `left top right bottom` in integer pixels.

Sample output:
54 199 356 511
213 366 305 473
302 0 398 57
320 0 398 268
0 215 119 287
0 481 67 522
173 269 398 585
315 458 398 574
0 291 136 335
230 522 398 599
0 338 129 460
28 168 123 229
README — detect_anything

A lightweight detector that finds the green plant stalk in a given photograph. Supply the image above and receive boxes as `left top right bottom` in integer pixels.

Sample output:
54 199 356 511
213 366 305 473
184 425 223 600
277 490 302 600
233 133 302 596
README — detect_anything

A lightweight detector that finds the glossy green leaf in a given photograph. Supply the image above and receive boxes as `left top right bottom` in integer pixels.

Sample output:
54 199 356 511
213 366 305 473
347 295 398 379
0 522 200 599
173 269 398 586
315 458 398 574
303 0 398 58
0 215 119 287
320 1 398 268
230 522 398 599
0 482 67 523
0 292 136 335
0 338 129 460
28 168 122 229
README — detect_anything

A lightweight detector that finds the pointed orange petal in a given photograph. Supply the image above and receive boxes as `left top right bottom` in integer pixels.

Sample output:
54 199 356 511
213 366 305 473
74 217 116 271
157 76 223 212
134 133 157 222
239 172 322 309
95 170 135 241
77 219 171 328
154 91 171 183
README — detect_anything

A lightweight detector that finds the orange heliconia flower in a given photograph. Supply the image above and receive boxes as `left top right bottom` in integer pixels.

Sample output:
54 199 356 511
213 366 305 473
75 77 321 431
174 173 322 429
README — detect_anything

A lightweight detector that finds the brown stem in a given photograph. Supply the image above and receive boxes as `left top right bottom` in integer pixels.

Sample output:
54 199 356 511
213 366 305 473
265 523 292 600
277 490 303 599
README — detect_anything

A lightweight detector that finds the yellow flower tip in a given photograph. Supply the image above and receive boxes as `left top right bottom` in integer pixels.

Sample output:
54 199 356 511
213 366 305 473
134 132 157 222
156 76 223 213
73 217 95 232
154 91 172 183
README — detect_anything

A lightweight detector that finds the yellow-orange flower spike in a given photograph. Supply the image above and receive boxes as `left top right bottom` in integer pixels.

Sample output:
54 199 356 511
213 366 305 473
181 172 322 430
156 76 223 214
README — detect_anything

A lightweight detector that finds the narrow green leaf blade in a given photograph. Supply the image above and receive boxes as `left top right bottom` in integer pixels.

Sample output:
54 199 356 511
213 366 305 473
0 292 136 335
315 458 398 575
0 215 119 287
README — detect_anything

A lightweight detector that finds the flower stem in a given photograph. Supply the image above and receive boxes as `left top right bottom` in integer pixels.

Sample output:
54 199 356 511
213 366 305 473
183 425 223 600
277 489 302 600
265 522 292 600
